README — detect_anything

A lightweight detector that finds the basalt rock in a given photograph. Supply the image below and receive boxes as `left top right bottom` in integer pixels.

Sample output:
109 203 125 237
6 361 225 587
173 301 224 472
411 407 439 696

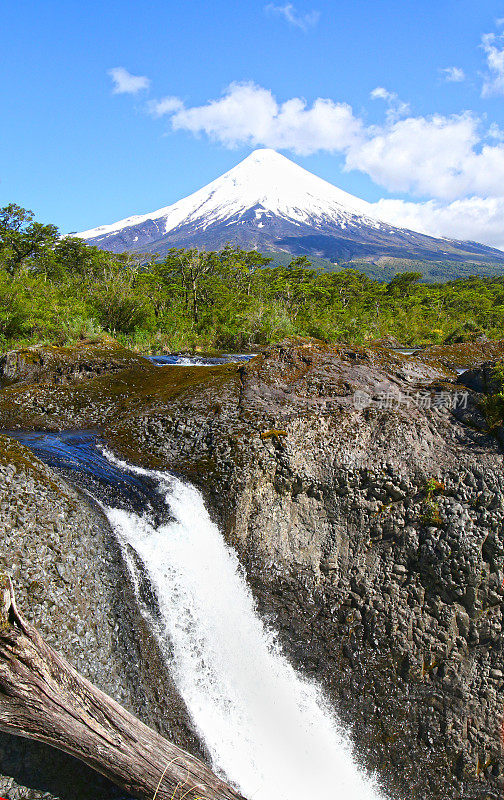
0 339 151 388
104 340 502 800
0 434 203 800
0 339 503 800
419 340 504 371
457 361 502 396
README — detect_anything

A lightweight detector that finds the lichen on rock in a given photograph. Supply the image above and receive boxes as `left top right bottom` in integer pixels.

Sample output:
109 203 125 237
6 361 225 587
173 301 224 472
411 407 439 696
0 338 503 799
0 433 201 800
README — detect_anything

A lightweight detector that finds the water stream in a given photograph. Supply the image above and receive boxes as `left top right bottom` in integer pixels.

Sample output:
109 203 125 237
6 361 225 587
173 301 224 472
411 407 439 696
148 353 255 366
6 432 384 800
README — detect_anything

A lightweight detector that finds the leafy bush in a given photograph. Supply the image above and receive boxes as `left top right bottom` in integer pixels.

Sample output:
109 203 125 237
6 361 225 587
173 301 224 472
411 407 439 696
3 204 504 353
483 362 504 426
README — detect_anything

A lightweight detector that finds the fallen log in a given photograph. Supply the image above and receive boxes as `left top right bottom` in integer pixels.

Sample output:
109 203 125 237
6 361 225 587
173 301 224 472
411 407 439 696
0 574 246 800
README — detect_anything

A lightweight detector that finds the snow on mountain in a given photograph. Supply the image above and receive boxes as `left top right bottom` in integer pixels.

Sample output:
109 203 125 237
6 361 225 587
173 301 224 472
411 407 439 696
79 149 379 238
78 149 504 266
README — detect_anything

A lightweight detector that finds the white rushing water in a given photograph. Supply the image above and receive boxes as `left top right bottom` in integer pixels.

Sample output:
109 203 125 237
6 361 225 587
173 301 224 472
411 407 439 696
102 458 384 800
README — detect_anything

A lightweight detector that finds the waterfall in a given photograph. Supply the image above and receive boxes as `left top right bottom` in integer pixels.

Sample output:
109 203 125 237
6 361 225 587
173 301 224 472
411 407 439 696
102 455 384 800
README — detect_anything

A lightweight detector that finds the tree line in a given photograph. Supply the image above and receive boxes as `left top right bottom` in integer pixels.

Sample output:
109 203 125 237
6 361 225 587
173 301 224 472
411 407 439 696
1 202 503 352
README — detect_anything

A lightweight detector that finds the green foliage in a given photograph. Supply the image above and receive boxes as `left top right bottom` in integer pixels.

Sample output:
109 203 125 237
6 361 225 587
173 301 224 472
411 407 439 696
0 204 59 275
485 394 504 427
482 361 504 427
425 478 445 499
492 360 504 390
2 204 504 354
422 477 445 527
386 271 422 297
422 500 443 527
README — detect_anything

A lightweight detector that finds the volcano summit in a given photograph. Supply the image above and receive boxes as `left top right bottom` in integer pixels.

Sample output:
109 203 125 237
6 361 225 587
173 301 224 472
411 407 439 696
79 149 504 267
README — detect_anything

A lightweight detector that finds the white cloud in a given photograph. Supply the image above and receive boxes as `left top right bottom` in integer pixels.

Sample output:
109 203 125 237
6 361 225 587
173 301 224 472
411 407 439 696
368 196 504 250
108 67 150 95
148 96 184 117
345 113 494 200
370 87 392 101
488 122 504 141
150 81 504 201
441 66 465 83
264 3 320 31
159 81 362 154
481 32 504 95
370 86 410 122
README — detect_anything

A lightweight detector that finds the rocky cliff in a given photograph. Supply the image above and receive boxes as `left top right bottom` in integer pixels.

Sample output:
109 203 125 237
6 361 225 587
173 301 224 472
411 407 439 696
0 339 502 800
0 347 203 800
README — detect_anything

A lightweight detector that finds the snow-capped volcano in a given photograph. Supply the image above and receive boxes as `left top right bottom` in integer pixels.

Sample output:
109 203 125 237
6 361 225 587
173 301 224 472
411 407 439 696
78 149 504 265
79 149 377 239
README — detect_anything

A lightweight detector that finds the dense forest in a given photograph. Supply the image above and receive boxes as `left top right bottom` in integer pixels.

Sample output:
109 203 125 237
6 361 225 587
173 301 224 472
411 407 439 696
1 203 503 353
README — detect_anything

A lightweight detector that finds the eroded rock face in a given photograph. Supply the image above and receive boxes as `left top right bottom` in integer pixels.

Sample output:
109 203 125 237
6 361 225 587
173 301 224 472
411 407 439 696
0 339 503 800
420 340 504 370
0 340 151 387
0 435 202 800
102 341 502 800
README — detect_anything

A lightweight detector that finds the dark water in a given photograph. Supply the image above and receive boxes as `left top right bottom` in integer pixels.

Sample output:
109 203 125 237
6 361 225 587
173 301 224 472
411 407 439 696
1 354 256 515
0 430 156 798
3 430 167 521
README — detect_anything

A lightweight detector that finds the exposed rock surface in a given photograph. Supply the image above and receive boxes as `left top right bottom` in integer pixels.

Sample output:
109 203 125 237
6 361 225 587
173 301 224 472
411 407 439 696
419 340 504 370
0 339 503 800
0 340 150 387
0 434 202 800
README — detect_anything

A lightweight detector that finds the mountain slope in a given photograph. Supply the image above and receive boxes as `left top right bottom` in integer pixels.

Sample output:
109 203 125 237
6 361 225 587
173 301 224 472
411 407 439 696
78 149 504 267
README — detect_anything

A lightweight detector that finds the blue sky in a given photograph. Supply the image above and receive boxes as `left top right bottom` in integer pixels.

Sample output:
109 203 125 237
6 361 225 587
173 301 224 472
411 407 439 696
3 0 504 246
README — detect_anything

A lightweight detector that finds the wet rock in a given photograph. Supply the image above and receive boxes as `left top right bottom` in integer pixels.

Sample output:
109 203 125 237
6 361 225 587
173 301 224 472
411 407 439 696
457 362 503 396
0 339 150 387
420 340 504 371
99 339 501 800
1 338 503 800
0 435 202 800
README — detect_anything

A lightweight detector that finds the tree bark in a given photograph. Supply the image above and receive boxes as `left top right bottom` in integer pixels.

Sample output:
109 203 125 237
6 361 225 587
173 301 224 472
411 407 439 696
0 574 246 800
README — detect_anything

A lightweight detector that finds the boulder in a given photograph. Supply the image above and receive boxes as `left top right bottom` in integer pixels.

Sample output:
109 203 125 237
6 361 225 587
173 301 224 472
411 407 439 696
0 340 150 387
0 435 202 800
1 338 503 799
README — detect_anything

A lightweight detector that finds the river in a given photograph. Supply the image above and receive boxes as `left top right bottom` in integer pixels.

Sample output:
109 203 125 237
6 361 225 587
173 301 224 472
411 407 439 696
5 427 385 800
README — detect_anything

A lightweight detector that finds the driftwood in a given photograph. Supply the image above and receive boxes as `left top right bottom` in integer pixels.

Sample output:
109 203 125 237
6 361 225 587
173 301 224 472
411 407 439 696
0 575 246 800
